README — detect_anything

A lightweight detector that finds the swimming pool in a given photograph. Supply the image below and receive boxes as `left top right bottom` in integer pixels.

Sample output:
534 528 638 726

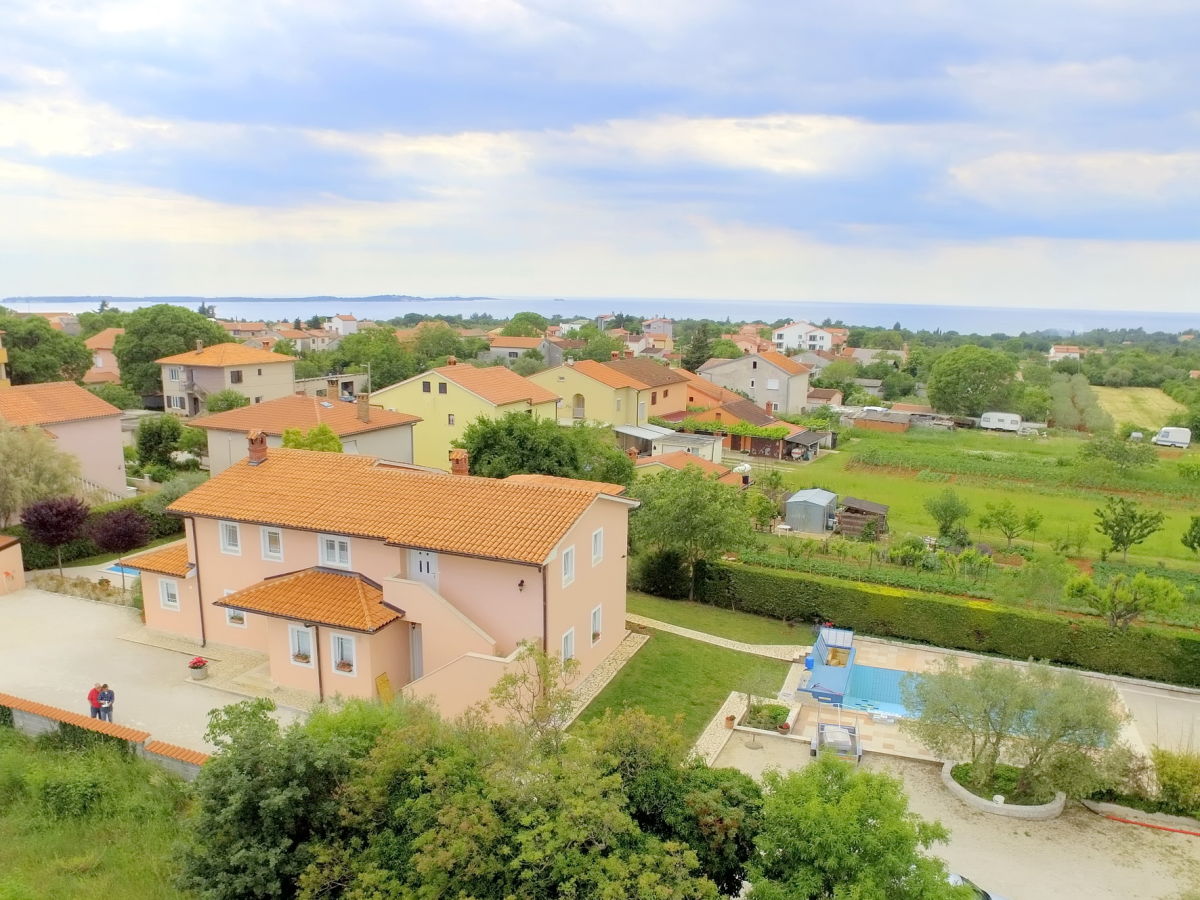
841 665 914 718
105 564 140 576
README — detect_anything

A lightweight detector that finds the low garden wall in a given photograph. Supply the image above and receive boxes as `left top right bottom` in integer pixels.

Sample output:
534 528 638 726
940 761 1065 820
0 691 208 781
1080 799 1200 835
702 563 1200 688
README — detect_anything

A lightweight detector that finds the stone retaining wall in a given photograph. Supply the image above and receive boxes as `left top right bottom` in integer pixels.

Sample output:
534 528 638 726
940 761 1065 820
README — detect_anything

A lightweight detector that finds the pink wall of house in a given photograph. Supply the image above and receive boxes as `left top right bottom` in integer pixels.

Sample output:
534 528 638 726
263 619 410 701
0 540 26 595
139 570 201 639
53 416 127 497
405 648 522 721
384 577 497 676
432 554 543 655
544 496 631 675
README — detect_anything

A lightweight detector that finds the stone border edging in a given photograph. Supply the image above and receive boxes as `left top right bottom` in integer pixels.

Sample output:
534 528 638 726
940 761 1065 820
1081 799 1200 833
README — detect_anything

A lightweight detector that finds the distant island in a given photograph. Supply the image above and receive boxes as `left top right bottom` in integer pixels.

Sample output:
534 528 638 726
2 294 497 305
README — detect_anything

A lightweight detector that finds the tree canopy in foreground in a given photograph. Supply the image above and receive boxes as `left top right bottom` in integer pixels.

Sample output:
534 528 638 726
455 411 633 485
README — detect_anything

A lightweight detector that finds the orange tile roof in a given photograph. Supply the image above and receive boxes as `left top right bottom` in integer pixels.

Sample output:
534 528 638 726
487 335 544 349
570 358 644 389
635 451 741 484
603 358 688 388
0 692 150 743
335 314 356 320
757 350 810 375
156 343 295 366
0 381 120 427
126 541 191 577
274 328 309 340
190 393 420 437
220 321 266 331
143 740 210 766
215 568 398 632
84 327 124 350
503 473 627 496
82 369 121 384
167 448 602 565
435 364 559 407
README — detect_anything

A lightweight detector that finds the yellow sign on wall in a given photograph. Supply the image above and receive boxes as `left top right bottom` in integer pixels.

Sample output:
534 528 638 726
375 672 394 703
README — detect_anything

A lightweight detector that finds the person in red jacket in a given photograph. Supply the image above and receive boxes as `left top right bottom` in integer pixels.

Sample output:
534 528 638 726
87 682 102 719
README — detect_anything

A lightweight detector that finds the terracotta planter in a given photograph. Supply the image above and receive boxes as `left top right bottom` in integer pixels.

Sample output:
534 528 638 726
777 723 791 734
724 714 736 729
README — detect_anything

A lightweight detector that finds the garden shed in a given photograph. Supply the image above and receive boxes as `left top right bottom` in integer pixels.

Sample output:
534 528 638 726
837 496 889 538
784 488 838 533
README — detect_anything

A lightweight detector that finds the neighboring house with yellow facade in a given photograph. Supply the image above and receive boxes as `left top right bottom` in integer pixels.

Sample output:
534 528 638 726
372 359 560 470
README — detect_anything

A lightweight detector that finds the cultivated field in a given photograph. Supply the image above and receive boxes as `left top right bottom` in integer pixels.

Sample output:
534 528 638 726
1092 386 1185 429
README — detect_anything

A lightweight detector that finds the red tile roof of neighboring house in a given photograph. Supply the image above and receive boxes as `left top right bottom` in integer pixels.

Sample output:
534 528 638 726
190 393 420 437
127 542 191 577
156 343 295 366
143 740 210 766
434 363 560 407
758 350 810 375
335 314 356 320
274 328 309 340
890 402 934 414
82 370 121 385
215 568 398 632
220 321 266 332
167 448 605 565
602 357 688 388
487 335 544 349
84 327 124 350
503 473 628 495
634 451 742 484
806 388 842 402
569 359 648 390
0 692 150 743
0 381 120 426
1190 370 1200 379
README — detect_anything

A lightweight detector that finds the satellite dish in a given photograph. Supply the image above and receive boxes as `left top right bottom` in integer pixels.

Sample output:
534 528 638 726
733 464 752 474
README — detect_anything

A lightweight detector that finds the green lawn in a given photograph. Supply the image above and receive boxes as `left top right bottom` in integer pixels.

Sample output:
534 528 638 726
628 592 814 645
575 629 789 741
66 534 184 569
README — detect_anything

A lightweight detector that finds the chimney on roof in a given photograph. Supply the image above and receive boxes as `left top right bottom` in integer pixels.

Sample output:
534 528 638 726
446 355 457 366
610 351 620 360
623 349 633 359
448 448 469 475
625 446 639 463
195 339 204 353
247 431 268 466
356 393 371 423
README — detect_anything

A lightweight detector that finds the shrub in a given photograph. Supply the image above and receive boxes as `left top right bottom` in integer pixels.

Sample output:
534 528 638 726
143 463 173 483
700 562 1200 687
90 508 150 554
745 703 789 729
631 550 691 600
1151 748 1200 816
37 772 107 818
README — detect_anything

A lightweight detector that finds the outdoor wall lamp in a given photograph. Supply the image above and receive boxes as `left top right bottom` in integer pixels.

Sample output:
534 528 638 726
517 579 525 591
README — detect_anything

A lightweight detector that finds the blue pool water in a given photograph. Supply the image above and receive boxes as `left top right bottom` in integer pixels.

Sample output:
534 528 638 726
105 564 140 576
841 665 912 718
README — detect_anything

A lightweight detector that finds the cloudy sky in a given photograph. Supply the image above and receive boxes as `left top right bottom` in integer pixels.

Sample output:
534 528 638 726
2 0 1198 309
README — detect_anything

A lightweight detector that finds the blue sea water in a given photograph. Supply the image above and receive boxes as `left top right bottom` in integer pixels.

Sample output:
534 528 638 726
6 295 1197 336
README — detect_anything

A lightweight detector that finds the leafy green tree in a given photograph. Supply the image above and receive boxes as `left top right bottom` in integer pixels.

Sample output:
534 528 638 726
114 304 231 395
490 640 579 755
748 491 778 530
1080 435 1156 470
141 472 208 517
21 496 89 576
682 323 715 372
996 550 1075 609
923 488 972 543
178 426 208 456
204 389 250 414
708 338 743 359
281 424 343 452
1183 515 1200 557
455 413 633 484
499 311 548 337
747 755 967 900
78 305 129 337
881 371 917 400
978 499 1043 549
410 320 465 362
135 414 183 468
926 344 1017 416
812 358 857 391
1093 496 1165 562
1066 572 1182 630
0 311 91 383
510 354 546 377
337 327 417 390
86 382 141 410
902 659 1127 800
271 338 298 356
630 466 752 599
574 332 626 362
0 424 80 525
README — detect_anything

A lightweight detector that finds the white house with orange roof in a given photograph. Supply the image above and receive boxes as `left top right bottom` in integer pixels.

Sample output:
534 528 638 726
129 439 636 718
698 350 812 414
1048 344 1086 362
772 321 833 353
83 328 124 385
328 314 359 337
0 381 127 502
188 392 422 473
372 359 560 469
158 341 296 416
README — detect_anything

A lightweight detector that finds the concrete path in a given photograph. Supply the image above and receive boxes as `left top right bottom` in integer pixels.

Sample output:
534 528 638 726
626 613 810 660
0 588 302 751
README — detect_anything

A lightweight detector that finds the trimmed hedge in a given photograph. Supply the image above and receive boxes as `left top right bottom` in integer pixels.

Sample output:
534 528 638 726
2 495 182 571
703 563 1200 688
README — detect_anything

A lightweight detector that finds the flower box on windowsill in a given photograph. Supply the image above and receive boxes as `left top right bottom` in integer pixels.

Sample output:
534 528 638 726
292 653 311 664
592 632 601 643
335 661 354 673
228 615 245 625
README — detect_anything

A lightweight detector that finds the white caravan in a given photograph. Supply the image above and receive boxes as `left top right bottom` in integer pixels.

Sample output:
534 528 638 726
1152 427 1192 448
979 412 1022 432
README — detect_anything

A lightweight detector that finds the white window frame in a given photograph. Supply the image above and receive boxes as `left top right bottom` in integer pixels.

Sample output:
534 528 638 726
159 579 179 610
331 633 357 677
167 366 181 382
561 546 575 587
219 521 241 556
561 627 575 662
169 395 186 410
223 591 247 628
289 624 314 667
591 528 603 566
591 605 602 645
260 527 283 562
318 534 351 569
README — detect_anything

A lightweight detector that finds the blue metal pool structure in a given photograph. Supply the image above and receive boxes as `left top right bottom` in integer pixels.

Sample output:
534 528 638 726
798 626 916 719
105 564 140 576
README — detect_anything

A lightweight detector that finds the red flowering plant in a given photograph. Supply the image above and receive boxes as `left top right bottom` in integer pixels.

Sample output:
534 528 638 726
188 656 208 670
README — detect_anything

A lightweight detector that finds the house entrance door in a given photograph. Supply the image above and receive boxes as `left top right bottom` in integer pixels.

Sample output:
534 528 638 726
409 550 439 590
410 623 423 680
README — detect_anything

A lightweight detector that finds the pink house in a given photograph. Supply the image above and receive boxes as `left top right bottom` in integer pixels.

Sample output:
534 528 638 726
129 439 636 718
0 381 127 501
83 328 124 385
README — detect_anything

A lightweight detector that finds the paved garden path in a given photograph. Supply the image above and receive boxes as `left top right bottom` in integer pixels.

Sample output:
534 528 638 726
626 613 810 660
